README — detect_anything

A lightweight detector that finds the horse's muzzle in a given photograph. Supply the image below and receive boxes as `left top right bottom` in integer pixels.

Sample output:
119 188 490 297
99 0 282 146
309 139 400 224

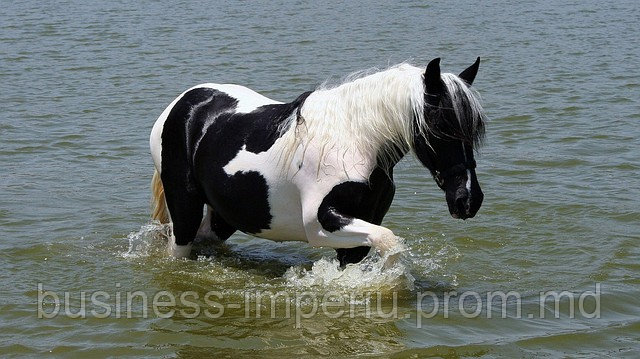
448 187 483 220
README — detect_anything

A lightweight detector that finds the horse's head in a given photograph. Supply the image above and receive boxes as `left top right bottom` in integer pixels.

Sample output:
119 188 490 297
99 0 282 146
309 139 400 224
413 57 486 220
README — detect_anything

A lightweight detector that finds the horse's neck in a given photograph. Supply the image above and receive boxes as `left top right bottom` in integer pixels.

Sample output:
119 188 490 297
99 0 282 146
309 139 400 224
378 141 409 168
302 86 417 163
282 66 424 179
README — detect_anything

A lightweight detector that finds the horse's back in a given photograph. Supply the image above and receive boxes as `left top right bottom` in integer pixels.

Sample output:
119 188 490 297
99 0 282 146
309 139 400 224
202 83 282 112
150 83 280 171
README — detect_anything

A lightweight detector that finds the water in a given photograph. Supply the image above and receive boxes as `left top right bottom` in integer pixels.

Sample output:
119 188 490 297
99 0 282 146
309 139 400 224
1 0 639 357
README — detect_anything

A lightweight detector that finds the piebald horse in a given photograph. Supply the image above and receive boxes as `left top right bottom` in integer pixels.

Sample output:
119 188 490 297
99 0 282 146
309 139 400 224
150 58 486 267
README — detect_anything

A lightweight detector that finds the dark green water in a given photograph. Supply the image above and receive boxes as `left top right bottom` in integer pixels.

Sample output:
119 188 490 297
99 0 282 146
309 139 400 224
1 0 639 357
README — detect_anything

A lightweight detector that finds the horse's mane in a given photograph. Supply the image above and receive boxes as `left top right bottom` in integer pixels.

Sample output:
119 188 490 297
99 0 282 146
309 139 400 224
278 63 486 173
437 72 486 148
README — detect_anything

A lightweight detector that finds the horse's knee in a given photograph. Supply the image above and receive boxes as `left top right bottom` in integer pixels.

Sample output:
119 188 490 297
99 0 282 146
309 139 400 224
369 226 398 253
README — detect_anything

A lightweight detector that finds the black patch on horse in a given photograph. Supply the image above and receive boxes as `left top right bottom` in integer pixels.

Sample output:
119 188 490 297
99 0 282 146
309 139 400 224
317 166 396 267
243 91 312 153
160 88 238 245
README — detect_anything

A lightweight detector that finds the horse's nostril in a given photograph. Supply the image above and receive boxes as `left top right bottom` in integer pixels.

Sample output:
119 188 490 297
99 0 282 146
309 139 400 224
455 194 468 213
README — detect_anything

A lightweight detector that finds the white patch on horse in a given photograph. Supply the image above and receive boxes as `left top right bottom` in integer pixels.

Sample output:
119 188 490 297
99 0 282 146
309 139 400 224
461 142 471 193
223 136 308 242
186 93 215 163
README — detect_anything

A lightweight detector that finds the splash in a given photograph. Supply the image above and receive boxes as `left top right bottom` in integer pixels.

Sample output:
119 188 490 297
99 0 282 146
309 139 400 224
121 223 458 295
122 221 169 258
407 235 461 288
283 240 415 293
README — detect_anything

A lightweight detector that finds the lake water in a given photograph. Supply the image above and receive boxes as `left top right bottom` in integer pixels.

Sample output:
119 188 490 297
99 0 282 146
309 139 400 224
1 0 639 357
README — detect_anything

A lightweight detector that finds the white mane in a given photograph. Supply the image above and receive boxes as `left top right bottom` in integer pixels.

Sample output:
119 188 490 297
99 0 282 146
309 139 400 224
278 63 485 172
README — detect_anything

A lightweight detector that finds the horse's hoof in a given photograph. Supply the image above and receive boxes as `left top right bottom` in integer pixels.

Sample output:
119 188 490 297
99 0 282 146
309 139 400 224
168 241 192 259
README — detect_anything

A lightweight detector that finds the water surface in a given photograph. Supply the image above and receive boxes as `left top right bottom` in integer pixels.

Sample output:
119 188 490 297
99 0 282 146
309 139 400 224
1 0 639 357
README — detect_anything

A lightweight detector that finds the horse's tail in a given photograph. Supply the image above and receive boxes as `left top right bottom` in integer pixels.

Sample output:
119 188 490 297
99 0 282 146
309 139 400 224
151 169 170 224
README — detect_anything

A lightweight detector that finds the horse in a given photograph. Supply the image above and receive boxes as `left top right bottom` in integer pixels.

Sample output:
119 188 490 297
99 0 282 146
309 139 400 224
149 57 486 267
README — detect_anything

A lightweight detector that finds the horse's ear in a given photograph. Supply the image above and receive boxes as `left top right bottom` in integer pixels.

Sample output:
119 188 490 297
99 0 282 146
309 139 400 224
459 57 480 86
424 58 444 94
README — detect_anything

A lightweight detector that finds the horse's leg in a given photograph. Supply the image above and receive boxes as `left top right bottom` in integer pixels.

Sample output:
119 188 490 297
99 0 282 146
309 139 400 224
209 209 236 240
306 215 399 262
335 247 371 267
196 205 214 240
317 168 396 267
162 182 204 258
197 205 236 241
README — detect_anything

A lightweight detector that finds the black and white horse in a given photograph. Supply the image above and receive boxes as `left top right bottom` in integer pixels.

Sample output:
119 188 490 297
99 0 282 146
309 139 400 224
150 58 486 267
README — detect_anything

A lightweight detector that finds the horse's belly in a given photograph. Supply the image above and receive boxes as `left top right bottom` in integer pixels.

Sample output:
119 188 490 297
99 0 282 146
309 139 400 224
252 184 307 242
253 222 307 242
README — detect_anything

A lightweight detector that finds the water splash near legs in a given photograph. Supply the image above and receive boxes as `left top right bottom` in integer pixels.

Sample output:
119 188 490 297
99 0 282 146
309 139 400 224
283 238 415 293
122 221 170 258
